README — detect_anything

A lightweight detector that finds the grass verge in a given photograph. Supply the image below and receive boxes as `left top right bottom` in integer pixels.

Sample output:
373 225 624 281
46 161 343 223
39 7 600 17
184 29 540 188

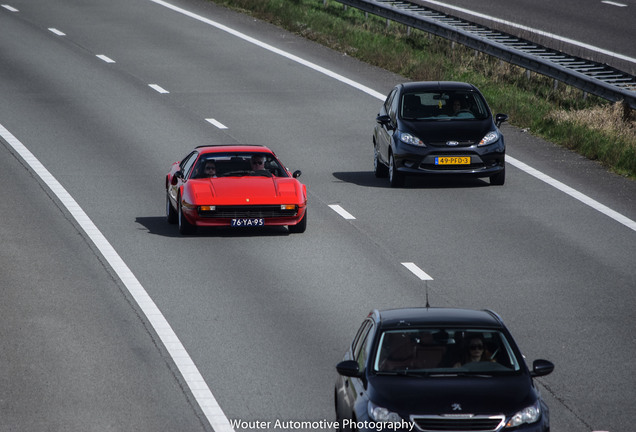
210 0 636 179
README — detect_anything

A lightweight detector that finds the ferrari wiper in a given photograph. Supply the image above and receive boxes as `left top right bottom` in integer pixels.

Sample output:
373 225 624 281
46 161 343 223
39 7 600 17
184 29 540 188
250 170 273 177
217 170 251 177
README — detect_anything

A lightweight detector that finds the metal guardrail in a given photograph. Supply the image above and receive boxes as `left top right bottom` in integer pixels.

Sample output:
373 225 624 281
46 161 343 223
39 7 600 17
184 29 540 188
333 0 636 110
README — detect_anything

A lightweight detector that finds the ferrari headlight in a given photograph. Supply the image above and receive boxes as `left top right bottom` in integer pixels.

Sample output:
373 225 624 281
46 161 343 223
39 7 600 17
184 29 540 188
399 132 426 147
478 131 499 146
506 401 541 427
368 401 402 423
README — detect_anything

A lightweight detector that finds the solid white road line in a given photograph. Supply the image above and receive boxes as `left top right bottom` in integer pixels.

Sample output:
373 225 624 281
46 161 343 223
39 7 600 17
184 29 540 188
96 54 116 64
206 118 228 129
0 123 234 432
148 0 386 101
507 156 636 232
402 263 434 281
329 204 356 220
149 83 169 94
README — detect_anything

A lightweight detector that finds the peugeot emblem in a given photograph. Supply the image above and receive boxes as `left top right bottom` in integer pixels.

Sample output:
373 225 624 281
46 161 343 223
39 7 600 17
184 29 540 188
452 403 462 411
446 140 459 146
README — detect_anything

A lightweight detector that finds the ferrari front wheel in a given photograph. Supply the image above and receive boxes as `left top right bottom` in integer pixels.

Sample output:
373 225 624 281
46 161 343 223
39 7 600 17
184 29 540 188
288 210 307 233
178 198 196 235
166 192 177 224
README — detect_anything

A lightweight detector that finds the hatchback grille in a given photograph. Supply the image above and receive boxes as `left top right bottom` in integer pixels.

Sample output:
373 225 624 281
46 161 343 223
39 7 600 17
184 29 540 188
411 415 505 432
199 205 297 218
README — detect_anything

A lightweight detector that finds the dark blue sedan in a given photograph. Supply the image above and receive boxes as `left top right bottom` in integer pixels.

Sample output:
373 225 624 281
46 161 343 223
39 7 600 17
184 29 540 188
335 307 554 431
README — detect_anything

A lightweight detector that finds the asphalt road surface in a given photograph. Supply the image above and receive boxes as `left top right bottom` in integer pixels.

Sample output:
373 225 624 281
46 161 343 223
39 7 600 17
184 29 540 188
1 1 635 431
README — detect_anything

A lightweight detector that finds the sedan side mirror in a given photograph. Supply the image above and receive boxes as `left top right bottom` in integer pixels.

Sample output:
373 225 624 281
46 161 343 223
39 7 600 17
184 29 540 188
530 359 554 377
336 360 363 378
495 113 509 128
293 170 302 178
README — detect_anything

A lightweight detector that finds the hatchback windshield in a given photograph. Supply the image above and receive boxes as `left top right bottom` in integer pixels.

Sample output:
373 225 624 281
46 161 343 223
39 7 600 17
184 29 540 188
374 328 520 374
400 91 490 120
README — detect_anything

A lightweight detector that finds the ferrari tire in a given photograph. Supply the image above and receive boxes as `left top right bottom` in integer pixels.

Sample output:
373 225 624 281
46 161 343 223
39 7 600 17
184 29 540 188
389 153 405 188
178 198 196 235
288 210 307 233
166 192 177 224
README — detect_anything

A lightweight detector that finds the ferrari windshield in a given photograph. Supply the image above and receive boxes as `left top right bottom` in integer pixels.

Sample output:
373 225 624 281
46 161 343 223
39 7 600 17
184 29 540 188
400 90 490 120
190 152 288 179
374 328 521 374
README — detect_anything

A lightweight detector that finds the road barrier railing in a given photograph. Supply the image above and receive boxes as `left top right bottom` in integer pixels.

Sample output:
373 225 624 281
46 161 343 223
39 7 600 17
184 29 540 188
332 0 636 110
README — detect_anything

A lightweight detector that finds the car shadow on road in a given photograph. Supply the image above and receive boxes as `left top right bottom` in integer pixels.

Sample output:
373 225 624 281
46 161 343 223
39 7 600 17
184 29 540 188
332 171 490 188
135 217 291 238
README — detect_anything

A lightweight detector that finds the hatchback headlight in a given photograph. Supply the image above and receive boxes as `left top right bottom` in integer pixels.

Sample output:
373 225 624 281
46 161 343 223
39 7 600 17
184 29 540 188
506 401 541 427
478 131 500 146
399 132 426 147
368 401 402 423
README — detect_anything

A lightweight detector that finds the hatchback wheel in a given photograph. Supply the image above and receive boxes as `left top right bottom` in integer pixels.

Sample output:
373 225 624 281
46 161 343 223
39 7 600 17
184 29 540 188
389 153 405 187
490 167 505 186
374 144 389 178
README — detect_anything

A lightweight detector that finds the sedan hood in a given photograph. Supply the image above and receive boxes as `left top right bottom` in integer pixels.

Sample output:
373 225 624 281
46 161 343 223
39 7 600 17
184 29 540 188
190 177 304 205
368 374 535 416
401 118 492 144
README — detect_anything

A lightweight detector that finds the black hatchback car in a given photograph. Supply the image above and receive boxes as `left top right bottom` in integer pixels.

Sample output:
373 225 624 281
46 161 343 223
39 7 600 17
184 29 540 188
335 308 554 432
373 81 508 187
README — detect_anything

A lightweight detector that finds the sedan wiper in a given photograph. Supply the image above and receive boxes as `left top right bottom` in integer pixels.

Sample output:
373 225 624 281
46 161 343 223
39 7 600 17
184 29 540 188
376 370 430 377
429 372 493 378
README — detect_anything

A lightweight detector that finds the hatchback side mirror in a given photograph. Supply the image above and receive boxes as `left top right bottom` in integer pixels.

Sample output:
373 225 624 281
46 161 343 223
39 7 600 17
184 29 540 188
376 114 392 128
336 360 363 378
495 113 509 128
530 359 554 377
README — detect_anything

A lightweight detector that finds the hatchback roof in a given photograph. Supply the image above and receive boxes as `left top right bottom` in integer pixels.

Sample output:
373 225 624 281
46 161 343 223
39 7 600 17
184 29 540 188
375 307 504 329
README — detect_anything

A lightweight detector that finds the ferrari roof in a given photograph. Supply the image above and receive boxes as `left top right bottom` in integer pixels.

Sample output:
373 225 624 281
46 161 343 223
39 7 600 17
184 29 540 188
195 144 271 154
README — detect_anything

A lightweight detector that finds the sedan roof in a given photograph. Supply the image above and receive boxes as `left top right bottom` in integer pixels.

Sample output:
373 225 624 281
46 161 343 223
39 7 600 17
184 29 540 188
376 307 504 329
399 81 479 92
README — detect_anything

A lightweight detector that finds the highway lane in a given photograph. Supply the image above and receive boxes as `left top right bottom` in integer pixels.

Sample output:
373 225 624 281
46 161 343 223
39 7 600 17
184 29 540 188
413 0 636 73
1 0 635 431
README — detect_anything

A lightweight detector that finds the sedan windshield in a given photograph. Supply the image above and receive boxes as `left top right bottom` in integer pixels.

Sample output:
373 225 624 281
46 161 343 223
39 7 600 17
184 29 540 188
190 153 288 179
373 328 521 374
400 90 490 120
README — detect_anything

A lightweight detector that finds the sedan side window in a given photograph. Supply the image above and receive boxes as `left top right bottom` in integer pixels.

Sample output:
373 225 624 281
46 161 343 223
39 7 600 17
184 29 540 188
353 321 374 371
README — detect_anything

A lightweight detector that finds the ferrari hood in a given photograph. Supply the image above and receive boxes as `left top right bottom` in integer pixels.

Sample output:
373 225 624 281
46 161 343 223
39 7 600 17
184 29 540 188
190 177 304 205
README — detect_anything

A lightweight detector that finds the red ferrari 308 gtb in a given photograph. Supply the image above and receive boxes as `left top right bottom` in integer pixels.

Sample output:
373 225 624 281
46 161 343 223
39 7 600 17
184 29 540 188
165 145 307 234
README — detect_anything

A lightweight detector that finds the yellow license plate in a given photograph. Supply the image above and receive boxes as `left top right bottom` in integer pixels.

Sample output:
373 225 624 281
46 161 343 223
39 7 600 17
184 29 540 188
435 156 470 165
